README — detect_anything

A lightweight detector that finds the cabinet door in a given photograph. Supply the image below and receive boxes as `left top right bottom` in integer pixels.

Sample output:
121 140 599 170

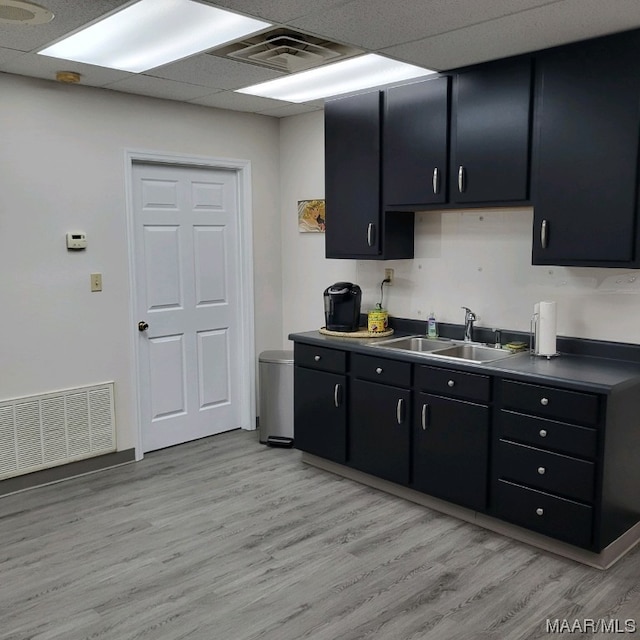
451 57 532 203
349 379 410 485
325 91 381 257
384 76 450 206
413 392 489 510
294 366 346 463
532 32 640 265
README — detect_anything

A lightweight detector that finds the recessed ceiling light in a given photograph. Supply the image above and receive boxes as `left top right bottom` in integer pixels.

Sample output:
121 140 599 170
0 0 54 24
37 0 271 73
236 54 436 103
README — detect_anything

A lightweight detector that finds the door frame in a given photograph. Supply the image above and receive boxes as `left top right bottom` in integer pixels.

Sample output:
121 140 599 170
124 149 256 461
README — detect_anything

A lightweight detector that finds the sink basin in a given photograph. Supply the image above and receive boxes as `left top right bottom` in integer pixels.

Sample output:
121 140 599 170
372 335 517 363
373 336 451 352
428 343 516 363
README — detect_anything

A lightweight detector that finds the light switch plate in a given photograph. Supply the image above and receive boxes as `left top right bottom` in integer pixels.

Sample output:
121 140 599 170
90 273 102 292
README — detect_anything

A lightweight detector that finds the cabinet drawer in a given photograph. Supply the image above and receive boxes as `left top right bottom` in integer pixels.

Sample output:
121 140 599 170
498 410 597 459
294 343 346 373
496 440 595 503
494 480 593 548
351 354 411 387
500 380 599 426
415 365 490 403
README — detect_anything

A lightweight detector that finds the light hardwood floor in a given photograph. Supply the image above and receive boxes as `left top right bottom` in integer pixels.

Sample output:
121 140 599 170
1 430 639 640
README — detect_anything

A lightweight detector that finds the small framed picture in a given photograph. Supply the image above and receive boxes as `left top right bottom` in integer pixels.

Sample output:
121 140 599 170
298 199 325 233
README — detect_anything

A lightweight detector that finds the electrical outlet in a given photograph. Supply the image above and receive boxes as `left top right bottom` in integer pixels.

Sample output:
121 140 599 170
384 268 394 285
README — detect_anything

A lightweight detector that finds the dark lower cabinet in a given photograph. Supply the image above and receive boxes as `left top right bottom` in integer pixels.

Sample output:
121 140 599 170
413 392 489 510
349 379 410 485
294 366 346 463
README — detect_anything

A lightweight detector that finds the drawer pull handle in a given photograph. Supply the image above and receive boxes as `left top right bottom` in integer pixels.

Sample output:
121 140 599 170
421 403 429 430
536 507 544 516
314 355 321 362
538 466 546 475
539 429 548 438
447 379 455 388
334 384 341 408
396 398 405 425
376 367 383 374
540 397 549 406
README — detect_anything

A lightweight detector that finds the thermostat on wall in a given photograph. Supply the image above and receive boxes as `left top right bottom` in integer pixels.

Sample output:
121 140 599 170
66 232 87 250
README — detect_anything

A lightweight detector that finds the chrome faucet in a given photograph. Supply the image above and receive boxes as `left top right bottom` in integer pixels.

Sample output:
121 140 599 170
462 307 476 342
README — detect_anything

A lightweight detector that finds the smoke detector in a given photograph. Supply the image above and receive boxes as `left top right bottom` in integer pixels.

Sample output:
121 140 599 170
56 71 81 84
0 0 54 24
209 28 362 74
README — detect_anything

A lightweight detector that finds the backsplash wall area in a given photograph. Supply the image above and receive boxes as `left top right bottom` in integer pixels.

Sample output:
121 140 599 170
281 111 640 346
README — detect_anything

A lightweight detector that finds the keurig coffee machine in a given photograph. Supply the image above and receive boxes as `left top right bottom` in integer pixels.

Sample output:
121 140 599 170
324 282 362 332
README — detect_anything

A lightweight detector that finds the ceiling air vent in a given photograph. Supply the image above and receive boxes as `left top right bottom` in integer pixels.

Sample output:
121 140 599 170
209 28 362 73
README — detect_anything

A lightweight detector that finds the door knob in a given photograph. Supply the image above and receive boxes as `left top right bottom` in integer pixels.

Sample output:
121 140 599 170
138 321 149 332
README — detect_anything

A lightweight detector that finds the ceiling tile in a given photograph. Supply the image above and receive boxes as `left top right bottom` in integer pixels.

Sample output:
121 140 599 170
0 47 23 66
0 0 130 52
104 75 220 102
0 52 131 86
256 102 324 117
198 0 351 24
147 54 285 90
189 89 286 112
383 0 640 70
287 0 560 52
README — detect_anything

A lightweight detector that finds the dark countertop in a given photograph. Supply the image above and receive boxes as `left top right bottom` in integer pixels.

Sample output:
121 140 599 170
289 330 640 394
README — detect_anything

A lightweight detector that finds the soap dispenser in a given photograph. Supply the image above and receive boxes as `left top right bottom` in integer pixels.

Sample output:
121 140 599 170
427 312 437 338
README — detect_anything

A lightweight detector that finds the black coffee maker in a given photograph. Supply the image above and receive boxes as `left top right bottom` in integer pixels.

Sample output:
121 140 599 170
324 282 362 332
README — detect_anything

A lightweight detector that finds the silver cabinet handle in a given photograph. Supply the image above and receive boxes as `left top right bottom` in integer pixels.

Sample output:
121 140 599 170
458 165 465 193
541 219 548 249
540 397 549 406
396 398 404 425
538 466 546 475
367 222 376 247
447 380 455 388
314 355 321 362
421 403 429 430
375 367 383 374
432 167 440 194
334 383 341 408
539 429 547 438
536 508 544 516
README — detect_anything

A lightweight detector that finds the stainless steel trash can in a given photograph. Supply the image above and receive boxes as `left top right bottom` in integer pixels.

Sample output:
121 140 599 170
258 350 294 447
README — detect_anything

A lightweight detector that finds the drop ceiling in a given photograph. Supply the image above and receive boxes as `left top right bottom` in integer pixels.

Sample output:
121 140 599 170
2 0 640 118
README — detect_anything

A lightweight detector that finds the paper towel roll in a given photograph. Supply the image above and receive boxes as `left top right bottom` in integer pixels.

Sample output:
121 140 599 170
535 300 557 356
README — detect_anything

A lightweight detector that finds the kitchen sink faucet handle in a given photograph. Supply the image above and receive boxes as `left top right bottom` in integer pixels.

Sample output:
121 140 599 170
494 329 502 349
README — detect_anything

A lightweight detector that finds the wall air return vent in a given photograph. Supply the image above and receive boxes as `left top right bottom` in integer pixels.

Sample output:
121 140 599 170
0 382 116 480
209 28 362 73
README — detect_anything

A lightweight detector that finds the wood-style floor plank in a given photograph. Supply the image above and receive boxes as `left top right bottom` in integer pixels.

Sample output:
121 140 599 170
1 430 639 640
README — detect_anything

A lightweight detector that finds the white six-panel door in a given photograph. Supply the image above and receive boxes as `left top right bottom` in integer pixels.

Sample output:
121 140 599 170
132 162 243 452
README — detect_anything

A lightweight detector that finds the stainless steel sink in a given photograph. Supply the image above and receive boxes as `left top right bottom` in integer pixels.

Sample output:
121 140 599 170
373 336 452 352
372 334 518 363
427 343 516 363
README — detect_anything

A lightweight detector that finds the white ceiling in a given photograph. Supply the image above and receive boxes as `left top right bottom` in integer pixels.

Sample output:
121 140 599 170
3 0 640 117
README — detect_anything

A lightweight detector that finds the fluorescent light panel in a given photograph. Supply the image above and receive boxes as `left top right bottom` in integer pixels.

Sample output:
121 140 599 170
236 54 436 103
38 0 271 73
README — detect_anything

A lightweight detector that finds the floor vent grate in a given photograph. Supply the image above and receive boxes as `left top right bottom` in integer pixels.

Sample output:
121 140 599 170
0 383 116 480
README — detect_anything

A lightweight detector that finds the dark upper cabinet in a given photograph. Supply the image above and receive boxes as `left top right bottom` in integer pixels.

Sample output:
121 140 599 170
531 31 640 266
451 57 532 204
325 91 414 260
383 76 450 207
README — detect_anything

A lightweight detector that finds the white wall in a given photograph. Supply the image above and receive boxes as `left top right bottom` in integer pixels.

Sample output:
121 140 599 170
0 73 282 450
280 110 640 345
